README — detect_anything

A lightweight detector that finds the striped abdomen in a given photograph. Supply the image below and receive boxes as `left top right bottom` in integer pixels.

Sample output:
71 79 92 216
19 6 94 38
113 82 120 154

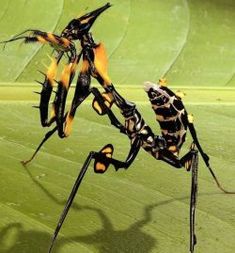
144 82 188 156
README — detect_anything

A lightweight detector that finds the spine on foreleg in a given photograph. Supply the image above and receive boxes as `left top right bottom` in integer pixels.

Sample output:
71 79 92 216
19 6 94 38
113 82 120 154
38 58 58 127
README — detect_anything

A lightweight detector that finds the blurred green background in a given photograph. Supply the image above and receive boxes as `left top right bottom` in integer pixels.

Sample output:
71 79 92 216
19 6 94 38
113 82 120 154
0 0 234 85
0 1 234 253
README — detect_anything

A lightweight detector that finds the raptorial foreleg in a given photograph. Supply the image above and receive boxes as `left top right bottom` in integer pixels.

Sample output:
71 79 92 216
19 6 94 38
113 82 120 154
48 143 115 253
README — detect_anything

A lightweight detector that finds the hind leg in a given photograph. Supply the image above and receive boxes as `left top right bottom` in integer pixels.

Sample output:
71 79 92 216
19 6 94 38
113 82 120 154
180 142 198 171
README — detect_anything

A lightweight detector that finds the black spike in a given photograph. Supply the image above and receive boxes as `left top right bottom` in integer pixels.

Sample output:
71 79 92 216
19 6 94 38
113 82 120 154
53 79 60 85
35 80 44 86
37 70 46 76
33 91 41 95
32 105 40 109
52 90 58 94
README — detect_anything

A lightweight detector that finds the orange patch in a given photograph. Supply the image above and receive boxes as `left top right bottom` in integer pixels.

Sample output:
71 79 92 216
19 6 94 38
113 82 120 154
104 100 110 108
158 78 167 86
64 114 74 137
93 101 103 115
37 35 46 44
80 16 92 24
102 147 113 154
81 60 89 73
60 64 72 89
102 92 113 104
61 37 71 47
94 43 111 86
188 114 194 123
71 59 78 74
46 58 57 84
95 162 106 172
168 145 179 157
47 33 58 44
50 104 56 119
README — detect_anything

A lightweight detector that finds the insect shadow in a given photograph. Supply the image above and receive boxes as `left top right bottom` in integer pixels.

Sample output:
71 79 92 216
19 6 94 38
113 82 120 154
0 202 156 253
23 166 224 253
58 204 157 253
0 222 60 253
24 167 157 252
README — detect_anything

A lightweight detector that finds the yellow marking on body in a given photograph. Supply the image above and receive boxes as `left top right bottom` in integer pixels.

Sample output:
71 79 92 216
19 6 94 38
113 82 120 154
61 37 71 47
102 147 113 154
187 160 192 171
127 120 135 131
158 78 167 86
64 114 74 137
161 129 168 135
46 58 58 85
106 154 112 158
71 59 78 74
37 35 46 44
94 43 112 86
185 161 189 170
104 101 111 108
103 92 114 109
81 60 89 72
80 16 92 24
156 115 164 121
60 64 72 89
176 90 186 99
47 33 58 44
50 104 56 118
188 114 194 123
102 92 113 104
96 162 106 172
93 101 103 115
168 145 177 152
173 151 179 157
190 142 196 150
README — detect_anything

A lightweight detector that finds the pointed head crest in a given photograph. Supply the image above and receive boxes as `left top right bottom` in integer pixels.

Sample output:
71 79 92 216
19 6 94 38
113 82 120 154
61 3 111 40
